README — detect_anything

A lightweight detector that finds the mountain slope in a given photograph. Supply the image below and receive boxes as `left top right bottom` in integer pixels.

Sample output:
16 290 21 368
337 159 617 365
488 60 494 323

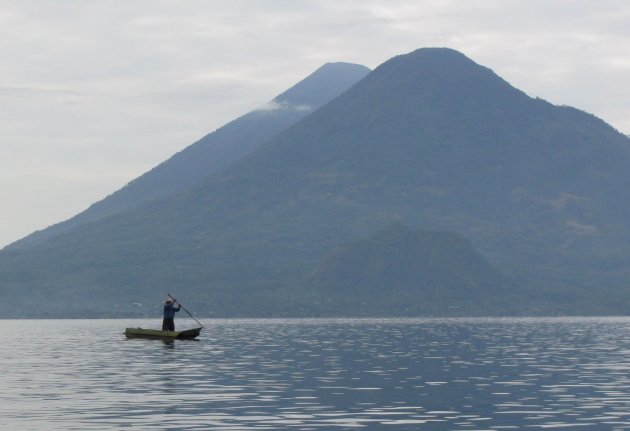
304 223 519 316
7 62 370 250
2 48 630 317
206 48 630 280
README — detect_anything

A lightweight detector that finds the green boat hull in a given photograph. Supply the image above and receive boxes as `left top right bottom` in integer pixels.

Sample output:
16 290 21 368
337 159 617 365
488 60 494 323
124 327 202 340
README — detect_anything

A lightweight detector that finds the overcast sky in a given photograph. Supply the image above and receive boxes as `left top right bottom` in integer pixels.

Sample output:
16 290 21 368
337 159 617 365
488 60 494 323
1 0 629 248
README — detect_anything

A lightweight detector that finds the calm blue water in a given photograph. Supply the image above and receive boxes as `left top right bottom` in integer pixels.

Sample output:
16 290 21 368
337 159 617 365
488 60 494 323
1 318 630 430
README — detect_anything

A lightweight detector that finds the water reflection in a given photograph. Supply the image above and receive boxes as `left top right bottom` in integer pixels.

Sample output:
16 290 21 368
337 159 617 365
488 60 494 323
1 318 629 430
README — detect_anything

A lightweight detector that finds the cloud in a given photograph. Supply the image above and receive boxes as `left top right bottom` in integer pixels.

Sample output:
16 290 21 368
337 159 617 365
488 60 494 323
256 100 313 113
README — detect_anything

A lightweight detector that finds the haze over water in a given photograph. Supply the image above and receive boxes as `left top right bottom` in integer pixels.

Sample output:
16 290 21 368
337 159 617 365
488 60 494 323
2 318 630 430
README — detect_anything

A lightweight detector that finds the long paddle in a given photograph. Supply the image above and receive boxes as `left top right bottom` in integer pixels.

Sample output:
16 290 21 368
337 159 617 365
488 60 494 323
167 293 205 328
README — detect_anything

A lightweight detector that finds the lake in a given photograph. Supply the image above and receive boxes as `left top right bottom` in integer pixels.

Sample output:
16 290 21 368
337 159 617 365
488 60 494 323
1 318 629 430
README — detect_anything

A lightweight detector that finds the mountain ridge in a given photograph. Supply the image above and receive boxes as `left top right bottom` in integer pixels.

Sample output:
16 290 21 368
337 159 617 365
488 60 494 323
1 47 629 317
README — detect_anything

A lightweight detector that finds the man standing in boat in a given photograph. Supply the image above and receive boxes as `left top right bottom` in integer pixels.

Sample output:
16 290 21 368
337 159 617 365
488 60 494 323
162 297 181 331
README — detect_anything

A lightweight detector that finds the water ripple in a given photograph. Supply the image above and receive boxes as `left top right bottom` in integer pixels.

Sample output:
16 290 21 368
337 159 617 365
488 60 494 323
1 318 629 430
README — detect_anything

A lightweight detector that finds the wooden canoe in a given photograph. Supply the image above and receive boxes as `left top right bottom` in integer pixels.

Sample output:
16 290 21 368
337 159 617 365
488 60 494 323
124 327 202 340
